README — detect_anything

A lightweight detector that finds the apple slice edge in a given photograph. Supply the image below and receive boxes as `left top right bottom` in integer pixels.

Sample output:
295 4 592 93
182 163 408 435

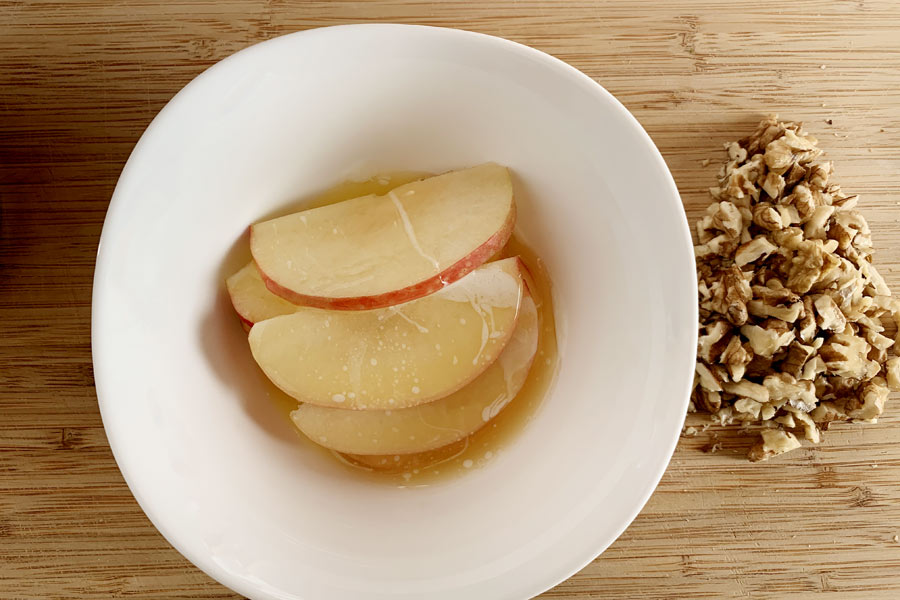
253 202 516 310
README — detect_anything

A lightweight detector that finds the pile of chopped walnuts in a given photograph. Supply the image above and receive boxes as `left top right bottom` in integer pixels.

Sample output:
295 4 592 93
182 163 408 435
692 116 899 461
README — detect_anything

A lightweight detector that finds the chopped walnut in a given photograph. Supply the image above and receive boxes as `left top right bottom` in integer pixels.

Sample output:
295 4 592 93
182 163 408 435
695 361 724 392
719 335 752 381
784 407 821 443
813 294 847 332
698 320 731 363
818 330 873 379
693 116 896 461
844 378 889 420
752 202 784 231
723 380 769 404
886 357 900 391
781 341 816 378
748 428 802 462
760 403 778 421
799 355 827 381
735 236 777 267
748 299 804 323
740 323 794 358
810 401 848 428
733 397 763 419
764 373 817 412
796 296 817 342
804 205 835 240
692 386 722 412
764 138 795 174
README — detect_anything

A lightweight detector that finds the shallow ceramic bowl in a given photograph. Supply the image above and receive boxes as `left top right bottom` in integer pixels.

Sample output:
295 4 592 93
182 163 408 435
92 24 696 600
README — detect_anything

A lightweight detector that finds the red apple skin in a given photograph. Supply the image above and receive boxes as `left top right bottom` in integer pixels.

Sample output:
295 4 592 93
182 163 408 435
253 203 516 311
225 283 260 330
226 261 299 328
225 289 255 330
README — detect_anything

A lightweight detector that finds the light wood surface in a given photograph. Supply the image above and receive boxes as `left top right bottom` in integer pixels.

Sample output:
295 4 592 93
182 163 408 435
3 1 900 598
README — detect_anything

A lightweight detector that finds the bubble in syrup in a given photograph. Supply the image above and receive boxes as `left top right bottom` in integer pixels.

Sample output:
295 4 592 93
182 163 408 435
462 459 474 468
412 386 420 394
332 393 346 403
370 358 378 366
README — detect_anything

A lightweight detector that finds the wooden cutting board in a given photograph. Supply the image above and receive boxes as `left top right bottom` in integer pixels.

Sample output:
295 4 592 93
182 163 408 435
2 1 899 598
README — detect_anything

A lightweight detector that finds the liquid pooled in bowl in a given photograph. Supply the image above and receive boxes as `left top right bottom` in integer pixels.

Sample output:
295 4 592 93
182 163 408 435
226 170 559 486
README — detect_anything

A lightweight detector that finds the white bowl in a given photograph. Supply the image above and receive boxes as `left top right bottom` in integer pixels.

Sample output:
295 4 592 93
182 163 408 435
93 25 696 600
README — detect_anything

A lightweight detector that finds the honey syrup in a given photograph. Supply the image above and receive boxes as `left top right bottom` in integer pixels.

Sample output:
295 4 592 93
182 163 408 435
244 172 559 486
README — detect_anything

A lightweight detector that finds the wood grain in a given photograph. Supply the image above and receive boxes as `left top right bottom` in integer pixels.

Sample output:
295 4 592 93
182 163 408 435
2 1 900 598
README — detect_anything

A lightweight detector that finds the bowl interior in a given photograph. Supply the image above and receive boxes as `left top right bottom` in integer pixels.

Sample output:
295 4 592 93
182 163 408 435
93 25 696 600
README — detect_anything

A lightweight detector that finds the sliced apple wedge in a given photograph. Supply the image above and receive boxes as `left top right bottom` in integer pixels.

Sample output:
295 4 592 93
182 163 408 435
341 438 468 473
291 293 538 455
225 262 300 328
250 163 515 310
248 257 525 409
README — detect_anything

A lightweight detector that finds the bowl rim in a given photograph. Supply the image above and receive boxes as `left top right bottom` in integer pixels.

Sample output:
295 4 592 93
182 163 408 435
92 23 697 600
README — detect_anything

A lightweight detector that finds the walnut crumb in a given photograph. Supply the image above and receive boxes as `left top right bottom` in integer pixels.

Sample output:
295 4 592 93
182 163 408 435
692 116 897 462
704 440 723 453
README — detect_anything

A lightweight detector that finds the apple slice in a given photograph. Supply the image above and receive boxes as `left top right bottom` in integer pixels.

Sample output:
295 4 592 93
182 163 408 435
225 262 300 328
250 163 515 310
340 438 468 473
248 257 525 409
291 293 539 455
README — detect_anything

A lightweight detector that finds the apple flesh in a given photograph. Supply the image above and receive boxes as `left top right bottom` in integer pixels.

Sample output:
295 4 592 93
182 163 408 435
225 262 300 328
250 163 515 310
341 438 468 473
291 293 538 455
248 257 525 409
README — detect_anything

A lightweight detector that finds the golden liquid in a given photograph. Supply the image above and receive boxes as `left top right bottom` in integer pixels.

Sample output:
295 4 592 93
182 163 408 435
247 172 560 487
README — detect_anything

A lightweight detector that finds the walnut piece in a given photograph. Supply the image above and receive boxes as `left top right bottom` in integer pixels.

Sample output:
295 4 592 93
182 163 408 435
748 429 802 462
693 116 896 462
